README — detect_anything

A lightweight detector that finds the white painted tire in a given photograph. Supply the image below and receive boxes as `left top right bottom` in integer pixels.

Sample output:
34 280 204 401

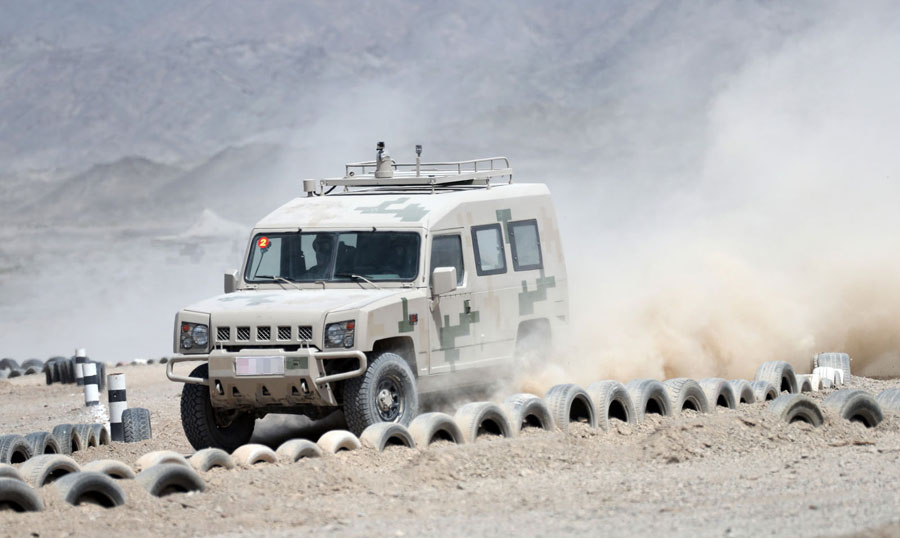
728 379 756 404
755 361 798 394
231 444 278 466
408 412 465 447
189 448 235 471
135 450 191 472
276 439 323 462
83 459 136 479
586 381 637 429
454 402 514 443
699 378 737 411
360 423 416 452
544 384 597 431
137 463 205 497
624 379 672 423
317 430 362 454
662 379 709 416
502 394 554 434
750 381 778 402
814 353 851 383
20 454 80 487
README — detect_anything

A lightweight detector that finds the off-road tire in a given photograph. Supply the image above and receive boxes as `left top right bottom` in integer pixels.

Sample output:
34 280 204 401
83 459 136 479
755 361 798 394
20 454 80 487
663 378 710 416
0 478 44 512
123 408 154 443
0 435 33 464
728 379 756 404
544 384 597 431
408 412 465 446
625 379 673 423
502 393 554 434
768 394 824 426
822 390 883 428
53 471 126 507
24 432 61 456
360 423 416 451
342 352 418 436
180 364 253 451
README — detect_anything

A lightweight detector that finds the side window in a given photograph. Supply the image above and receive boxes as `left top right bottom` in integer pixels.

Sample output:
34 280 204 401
471 224 507 276
509 219 543 271
430 235 465 285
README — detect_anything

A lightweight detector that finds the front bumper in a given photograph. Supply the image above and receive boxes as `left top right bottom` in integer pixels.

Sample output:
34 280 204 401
167 348 366 408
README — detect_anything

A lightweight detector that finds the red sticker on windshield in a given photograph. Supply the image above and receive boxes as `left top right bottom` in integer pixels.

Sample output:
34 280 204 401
257 237 270 249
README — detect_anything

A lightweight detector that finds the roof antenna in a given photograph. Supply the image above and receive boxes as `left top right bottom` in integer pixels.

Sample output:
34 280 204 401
415 144 422 177
375 141 393 179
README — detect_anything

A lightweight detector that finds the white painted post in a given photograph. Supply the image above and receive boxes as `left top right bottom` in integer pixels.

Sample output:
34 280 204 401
107 373 127 442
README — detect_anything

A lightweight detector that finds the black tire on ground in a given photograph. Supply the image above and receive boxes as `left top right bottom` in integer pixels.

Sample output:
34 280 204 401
728 379 756 404
8 368 24 378
83 459 136 479
62 359 75 384
822 390 883 428
23 366 39 376
407 412 465 447
502 393 554 434
24 432 61 455
814 352 851 383
754 361 798 394
0 435 33 464
44 364 54 385
699 378 737 411
0 358 18 370
52 471 126 507
586 381 637 429
123 408 154 443
453 402 514 443
876 388 900 413
180 364 253 451
768 394 824 426
663 378 710 415
751 381 778 402
359 423 416 452
51 424 85 455
342 352 419 436
21 358 43 370
0 478 45 512
137 464 205 497
20 454 80 487
544 383 597 431
74 424 99 448
91 424 111 446
94 362 106 391
624 379 673 423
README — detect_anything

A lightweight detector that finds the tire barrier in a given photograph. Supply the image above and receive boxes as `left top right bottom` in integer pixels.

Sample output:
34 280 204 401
586 381 638 429
136 464 205 497
755 361 799 394
74 424 99 448
625 379 673 422
135 450 191 472
813 366 841 388
814 352 851 383
189 448 236 471
0 358 19 370
728 380 756 404
316 430 362 454
822 390 883 428
795 374 816 393
51 424 85 455
275 440 322 462
876 388 900 413
502 393 555 434
0 464 24 481
24 432 61 456
0 435 33 464
750 381 778 402
454 402 514 442
698 378 737 411
83 460 136 479
768 394 825 426
82 362 100 407
231 444 278 466
74 348 87 386
0 478 45 512
122 407 152 443
360 423 416 452
107 373 127 442
408 412 465 447
663 378 709 416
544 384 597 431
20 455 81 487
53 471 126 508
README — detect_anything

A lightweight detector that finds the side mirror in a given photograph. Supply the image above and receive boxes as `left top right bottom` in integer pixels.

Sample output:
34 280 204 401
431 267 457 296
224 270 239 294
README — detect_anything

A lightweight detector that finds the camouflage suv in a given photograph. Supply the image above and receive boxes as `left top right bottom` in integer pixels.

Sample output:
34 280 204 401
168 145 569 450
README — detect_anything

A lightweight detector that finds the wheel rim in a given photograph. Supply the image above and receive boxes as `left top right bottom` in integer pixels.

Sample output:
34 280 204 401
375 375 404 421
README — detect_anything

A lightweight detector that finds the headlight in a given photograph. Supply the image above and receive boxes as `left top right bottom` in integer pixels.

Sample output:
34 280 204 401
180 322 209 352
324 320 355 348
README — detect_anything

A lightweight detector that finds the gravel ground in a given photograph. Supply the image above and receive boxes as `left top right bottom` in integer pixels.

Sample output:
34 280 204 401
1 364 899 537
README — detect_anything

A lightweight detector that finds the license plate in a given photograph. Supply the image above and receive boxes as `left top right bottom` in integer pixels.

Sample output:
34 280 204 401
235 356 284 376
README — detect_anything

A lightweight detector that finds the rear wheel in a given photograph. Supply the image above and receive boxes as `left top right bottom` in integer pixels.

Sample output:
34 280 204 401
342 352 418 436
180 364 254 451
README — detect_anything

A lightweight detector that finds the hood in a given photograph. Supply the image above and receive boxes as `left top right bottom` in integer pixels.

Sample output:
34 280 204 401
183 288 404 317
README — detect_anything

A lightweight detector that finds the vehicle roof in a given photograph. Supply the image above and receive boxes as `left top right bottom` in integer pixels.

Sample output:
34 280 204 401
254 182 551 230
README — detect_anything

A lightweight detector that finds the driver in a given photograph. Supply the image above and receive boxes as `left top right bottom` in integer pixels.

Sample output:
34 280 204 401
304 235 334 279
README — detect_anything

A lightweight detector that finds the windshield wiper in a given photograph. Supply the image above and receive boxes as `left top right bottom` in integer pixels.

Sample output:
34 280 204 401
334 273 382 290
255 275 303 291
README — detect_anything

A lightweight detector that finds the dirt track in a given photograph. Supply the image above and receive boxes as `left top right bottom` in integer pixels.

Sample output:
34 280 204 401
1 365 900 537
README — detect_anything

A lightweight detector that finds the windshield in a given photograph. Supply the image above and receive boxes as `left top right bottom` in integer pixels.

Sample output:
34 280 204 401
245 231 420 283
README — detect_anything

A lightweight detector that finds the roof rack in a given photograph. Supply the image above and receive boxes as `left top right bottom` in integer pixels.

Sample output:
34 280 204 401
315 143 512 191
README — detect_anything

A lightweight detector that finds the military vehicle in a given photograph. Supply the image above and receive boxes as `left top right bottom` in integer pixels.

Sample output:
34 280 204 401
168 143 569 450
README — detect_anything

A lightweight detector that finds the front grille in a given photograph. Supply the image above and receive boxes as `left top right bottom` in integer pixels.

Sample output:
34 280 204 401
236 327 251 341
257 326 271 341
277 326 292 341
298 326 313 341
216 327 230 342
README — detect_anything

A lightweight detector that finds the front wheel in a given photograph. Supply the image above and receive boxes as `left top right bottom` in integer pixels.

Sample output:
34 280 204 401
342 352 418 436
180 364 255 451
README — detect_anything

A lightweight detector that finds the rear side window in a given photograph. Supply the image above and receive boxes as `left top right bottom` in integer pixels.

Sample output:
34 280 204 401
472 224 507 276
430 235 465 285
509 219 543 271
